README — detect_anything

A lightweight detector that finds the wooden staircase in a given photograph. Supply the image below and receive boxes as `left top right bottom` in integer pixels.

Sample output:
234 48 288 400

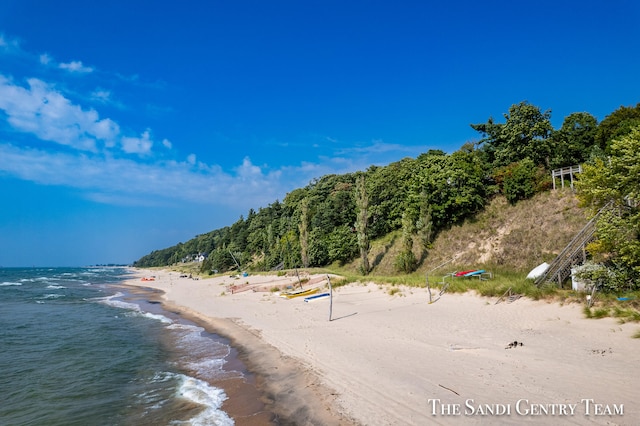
535 202 611 287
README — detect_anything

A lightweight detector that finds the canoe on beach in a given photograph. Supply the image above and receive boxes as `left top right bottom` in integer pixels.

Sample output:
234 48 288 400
280 287 319 299
304 293 330 303
463 269 485 277
454 269 476 277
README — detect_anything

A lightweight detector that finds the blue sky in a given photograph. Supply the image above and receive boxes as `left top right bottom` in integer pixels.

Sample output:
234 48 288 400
1 1 639 266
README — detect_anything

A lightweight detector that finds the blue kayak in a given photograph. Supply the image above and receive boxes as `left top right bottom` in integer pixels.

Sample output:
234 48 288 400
304 293 330 302
464 269 485 277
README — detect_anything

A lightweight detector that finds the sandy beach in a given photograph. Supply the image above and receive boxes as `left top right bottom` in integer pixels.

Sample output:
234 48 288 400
125 269 640 425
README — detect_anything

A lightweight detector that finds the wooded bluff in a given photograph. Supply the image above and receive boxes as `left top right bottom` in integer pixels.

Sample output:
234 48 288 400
134 102 640 290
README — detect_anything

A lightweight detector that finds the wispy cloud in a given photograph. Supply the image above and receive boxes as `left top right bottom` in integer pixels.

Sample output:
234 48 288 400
0 143 299 209
58 60 94 73
335 139 429 156
0 33 20 51
0 32 419 213
91 89 111 103
0 68 306 208
39 53 52 65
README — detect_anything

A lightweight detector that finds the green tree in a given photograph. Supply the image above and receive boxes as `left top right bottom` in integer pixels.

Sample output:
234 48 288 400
308 228 329 266
298 197 310 268
549 112 598 169
415 192 433 250
411 148 487 231
354 174 371 274
308 174 356 233
500 159 544 204
366 158 415 238
595 103 640 152
326 225 358 264
576 126 640 290
471 101 553 168
395 209 417 273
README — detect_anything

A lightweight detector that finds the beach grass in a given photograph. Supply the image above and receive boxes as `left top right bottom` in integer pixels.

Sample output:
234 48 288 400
161 261 640 323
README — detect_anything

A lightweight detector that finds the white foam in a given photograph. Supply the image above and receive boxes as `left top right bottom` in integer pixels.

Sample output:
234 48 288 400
46 285 66 289
184 358 228 379
142 312 174 324
176 375 234 426
84 268 108 273
151 371 176 383
42 293 64 299
95 293 174 324
1 282 22 286
167 323 237 381
167 322 205 334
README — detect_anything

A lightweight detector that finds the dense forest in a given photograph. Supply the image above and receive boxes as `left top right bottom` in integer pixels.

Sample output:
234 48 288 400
134 101 640 291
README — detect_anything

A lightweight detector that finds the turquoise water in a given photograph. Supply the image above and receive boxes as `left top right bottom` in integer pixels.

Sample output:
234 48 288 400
0 267 240 425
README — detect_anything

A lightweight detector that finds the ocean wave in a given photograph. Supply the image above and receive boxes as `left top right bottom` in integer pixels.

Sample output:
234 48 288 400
142 312 174 324
151 371 177 384
1 282 22 286
176 375 233 426
184 358 229 380
42 293 65 299
46 285 67 289
167 323 238 381
95 293 174 324
134 372 176 409
167 322 205 334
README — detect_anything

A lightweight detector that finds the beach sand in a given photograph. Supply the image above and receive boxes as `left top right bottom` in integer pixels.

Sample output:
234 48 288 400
125 270 640 425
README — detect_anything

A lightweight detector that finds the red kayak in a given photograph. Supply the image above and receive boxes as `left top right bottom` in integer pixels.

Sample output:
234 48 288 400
454 270 477 277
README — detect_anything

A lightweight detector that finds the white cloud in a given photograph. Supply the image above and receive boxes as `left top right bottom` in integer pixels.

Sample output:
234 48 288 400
187 153 196 165
162 138 172 149
59 60 94 73
121 129 153 155
39 53 52 65
0 34 20 51
235 156 263 180
0 75 119 151
0 143 298 209
91 89 111 102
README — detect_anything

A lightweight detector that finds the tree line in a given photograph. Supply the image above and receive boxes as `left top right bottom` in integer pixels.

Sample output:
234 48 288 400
134 102 640 291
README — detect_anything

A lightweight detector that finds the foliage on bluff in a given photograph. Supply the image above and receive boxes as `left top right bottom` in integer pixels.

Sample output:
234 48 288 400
134 102 640 290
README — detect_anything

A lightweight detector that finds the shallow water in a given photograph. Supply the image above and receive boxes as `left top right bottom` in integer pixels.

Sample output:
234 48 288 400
0 267 246 425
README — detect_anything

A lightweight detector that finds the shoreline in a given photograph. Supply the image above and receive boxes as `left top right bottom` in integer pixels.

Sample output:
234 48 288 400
124 268 640 425
161 301 349 425
123 269 349 425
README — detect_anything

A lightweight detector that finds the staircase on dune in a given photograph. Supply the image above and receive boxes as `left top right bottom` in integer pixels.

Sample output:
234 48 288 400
535 202 613 287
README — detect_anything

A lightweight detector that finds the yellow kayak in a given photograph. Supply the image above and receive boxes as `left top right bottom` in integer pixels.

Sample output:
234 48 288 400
280 287 319 299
